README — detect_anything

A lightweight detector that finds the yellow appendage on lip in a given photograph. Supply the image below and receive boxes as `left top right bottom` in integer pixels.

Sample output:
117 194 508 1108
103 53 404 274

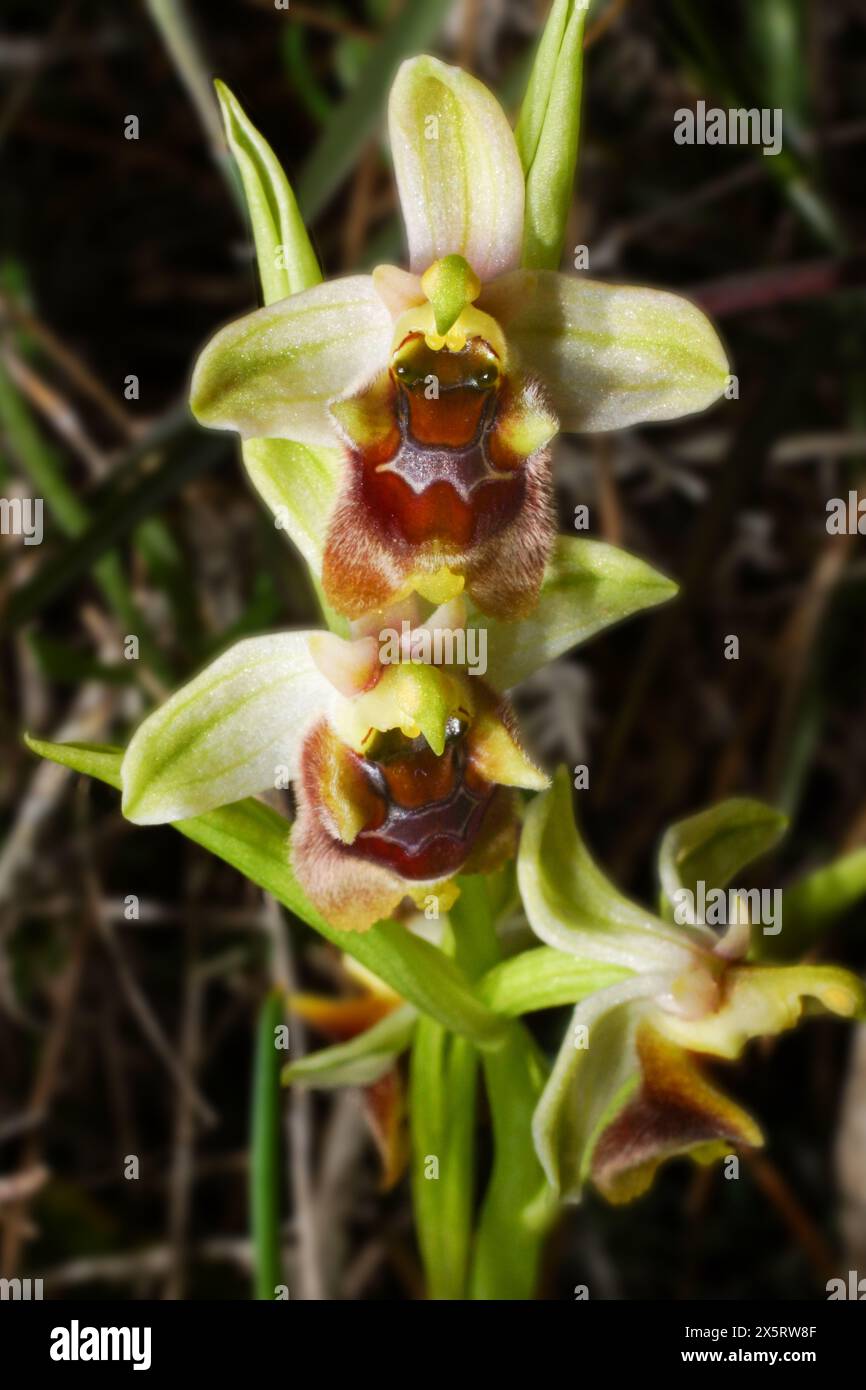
391 254 509 362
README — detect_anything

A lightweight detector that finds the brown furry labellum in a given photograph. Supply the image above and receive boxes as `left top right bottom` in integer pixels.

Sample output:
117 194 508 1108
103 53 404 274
322 331 558 620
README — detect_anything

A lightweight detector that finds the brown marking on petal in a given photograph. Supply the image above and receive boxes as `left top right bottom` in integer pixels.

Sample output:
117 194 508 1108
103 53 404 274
322 342 556 619
591 1020 764 1204
291 721 410 932
353 719 497 881
292 718 518 929
462 444 554 619
364 1067 410 1191
321 500 413 619
462 785 518 876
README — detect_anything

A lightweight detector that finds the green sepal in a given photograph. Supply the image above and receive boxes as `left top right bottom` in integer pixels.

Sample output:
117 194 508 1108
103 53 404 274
658 797 788 923
215 79 321 305
283 1003 417 1089
473 537 677 691
515 0 586 269
479 947 629 1016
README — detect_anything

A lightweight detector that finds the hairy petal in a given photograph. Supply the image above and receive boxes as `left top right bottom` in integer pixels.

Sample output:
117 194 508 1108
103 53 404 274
290 721 420 932
372 263 425 320
388 56 524 281
121 634 332 824
480 270 730 431
190 276 392 444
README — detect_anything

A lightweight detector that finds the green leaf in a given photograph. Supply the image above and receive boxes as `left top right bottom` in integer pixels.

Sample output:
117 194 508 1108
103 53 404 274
410 1016 479 1299
479 947 629 1016
517 767 701 972
515 0 587 270
250 988 284 1300
658 797 788 923
215 80 321 305
473 537 677 690
283 1003 417 1089
24 737 125 790
24 737 508 1049
216 85 345 620
763 848 866 960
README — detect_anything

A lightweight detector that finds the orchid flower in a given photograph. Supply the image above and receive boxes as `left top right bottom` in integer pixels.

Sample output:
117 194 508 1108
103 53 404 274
287 955 415 1190
517 771 866 1204
119 593 550 932
190 54 729 622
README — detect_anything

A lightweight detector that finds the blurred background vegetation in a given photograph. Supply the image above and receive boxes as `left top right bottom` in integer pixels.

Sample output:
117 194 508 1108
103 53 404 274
1 0 865 1299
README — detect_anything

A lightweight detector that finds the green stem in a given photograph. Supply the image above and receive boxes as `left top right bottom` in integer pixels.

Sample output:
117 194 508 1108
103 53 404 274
409 1013 478 1300
450 880 557 1300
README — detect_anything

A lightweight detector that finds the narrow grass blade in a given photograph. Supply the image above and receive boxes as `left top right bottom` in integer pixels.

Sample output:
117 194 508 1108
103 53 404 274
250 987 284 1300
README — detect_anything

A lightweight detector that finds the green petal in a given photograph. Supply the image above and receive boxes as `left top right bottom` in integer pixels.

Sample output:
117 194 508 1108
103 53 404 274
518 768 701 972
655 962 866 1059
766 847 866 960
215 80 321 305
282 1003 417 1089
658 797 788 924
121 633 332 824
388 55 524 281
472 536 677 690
515 0 586 270
481 269 730 431
190 275 392 443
